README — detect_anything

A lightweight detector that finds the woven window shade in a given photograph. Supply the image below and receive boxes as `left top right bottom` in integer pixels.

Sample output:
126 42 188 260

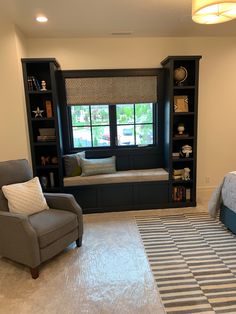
65 76 157 105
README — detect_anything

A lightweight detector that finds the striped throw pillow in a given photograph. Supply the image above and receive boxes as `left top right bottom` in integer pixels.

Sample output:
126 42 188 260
2 177 49 215
80 156 116 176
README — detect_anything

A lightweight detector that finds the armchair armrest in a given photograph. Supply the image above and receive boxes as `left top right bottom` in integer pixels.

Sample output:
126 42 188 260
44 193 82 215
0 210 40 268
44 193 83 237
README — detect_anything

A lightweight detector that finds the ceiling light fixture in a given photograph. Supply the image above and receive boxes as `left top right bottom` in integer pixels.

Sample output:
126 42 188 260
36 16 48 23
192 0 236 24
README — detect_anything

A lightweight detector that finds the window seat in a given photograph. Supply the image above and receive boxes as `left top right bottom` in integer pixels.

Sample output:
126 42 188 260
63 168 169 187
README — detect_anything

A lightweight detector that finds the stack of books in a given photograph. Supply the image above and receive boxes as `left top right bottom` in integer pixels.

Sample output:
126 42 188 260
172 169 184 180
172 152 180 159
172 186 191 202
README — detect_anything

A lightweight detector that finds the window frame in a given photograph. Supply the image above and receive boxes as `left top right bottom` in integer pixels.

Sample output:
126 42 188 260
60 68 165 154
69 103 156 149
115 103 155 147
70 104 111 148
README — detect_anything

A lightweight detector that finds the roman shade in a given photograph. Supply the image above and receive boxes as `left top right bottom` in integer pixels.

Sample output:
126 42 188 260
65 76 157 105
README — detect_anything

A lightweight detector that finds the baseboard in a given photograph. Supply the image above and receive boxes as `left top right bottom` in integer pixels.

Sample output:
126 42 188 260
197 186 216 204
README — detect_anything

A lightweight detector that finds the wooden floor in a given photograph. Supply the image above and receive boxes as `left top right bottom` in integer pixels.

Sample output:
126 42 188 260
0 198 210 314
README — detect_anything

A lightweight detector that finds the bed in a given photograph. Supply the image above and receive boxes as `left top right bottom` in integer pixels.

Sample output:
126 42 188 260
209 171 236 233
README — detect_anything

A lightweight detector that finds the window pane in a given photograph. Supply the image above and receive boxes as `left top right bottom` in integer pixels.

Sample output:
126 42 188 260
71 106 90 126
136 125 153 145
116 104 134 124
92 126 110 147
72 126 91 148
117 125 135 146
91 105 109 125
135 103 153 123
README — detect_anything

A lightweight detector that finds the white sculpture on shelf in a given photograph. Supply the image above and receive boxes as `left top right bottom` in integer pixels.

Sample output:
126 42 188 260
182 167 191 181
180 145 192 158
40 80 47 91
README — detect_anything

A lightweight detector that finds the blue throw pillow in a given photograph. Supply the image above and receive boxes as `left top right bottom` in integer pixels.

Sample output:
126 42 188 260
80 156 116 176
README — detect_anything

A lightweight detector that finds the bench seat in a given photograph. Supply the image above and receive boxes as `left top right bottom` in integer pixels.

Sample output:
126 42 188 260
63 168 169 187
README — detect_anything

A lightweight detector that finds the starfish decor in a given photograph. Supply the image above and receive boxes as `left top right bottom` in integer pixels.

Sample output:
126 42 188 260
32 107 44 118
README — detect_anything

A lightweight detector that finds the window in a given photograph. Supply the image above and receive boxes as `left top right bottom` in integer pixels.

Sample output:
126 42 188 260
70 103 155 148
62 68 163 153
116 103 153 146
71 105 110 148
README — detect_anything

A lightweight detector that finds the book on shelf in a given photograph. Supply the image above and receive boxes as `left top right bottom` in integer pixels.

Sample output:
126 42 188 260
27 77 33 91
173 169 184 180
172 152 180 159
173 169 184 176
172 186 188 202
45 100 53 118
27 76 41 91
186 188 191 201
49 172 55 188
173 174 183 180
37 135 56 142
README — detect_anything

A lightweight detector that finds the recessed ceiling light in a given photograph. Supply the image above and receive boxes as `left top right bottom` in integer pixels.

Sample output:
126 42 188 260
36 16 48 23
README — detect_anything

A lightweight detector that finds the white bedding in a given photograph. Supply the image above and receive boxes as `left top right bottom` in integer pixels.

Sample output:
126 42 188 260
209 171 236 218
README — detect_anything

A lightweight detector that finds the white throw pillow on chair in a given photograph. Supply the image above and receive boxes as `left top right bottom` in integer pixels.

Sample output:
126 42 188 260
2 177 49 215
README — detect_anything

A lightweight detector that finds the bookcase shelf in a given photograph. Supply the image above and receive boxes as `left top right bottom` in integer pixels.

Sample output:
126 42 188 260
28 90 53 94
33 142 58 146
172 136 194 141
173 85 195 90
173 112 194 116
172 158 194 162
22 58 63 192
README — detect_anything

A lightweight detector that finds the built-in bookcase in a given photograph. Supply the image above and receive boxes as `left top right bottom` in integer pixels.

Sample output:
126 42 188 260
161 56 201 207
21 58 63 192
21 56 201 212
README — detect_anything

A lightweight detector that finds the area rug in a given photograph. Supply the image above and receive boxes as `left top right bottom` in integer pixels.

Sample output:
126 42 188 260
136 211 236 314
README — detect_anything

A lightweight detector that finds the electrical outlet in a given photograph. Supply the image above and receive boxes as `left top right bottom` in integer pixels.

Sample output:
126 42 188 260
205 176 210 184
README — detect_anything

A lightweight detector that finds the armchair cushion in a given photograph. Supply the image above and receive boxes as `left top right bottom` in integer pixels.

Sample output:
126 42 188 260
29 209 78 248
2 177 49 215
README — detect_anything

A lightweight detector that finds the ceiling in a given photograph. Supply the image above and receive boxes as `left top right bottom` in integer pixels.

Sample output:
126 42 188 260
2 0 236 38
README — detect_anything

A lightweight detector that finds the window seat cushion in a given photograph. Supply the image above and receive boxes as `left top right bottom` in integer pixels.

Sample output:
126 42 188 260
63 168 169 187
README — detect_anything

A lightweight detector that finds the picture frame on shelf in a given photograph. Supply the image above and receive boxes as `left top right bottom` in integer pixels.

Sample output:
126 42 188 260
174 95 189 112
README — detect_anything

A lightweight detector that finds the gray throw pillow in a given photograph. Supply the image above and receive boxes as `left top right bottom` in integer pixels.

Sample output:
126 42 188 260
80 156 116 177
63 151 85 177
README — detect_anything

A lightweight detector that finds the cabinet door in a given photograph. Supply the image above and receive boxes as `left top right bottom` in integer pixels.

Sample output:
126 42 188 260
134 181 169 206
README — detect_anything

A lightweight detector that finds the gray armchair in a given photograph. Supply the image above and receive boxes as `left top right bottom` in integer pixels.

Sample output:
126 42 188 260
0 159 83 279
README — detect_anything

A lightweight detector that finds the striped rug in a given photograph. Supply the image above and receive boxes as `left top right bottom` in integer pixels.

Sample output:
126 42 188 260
135 211 236 314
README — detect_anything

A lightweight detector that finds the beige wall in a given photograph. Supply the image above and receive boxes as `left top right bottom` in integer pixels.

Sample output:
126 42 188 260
1 23 235 191
27 37 236 189
0 18 29 162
